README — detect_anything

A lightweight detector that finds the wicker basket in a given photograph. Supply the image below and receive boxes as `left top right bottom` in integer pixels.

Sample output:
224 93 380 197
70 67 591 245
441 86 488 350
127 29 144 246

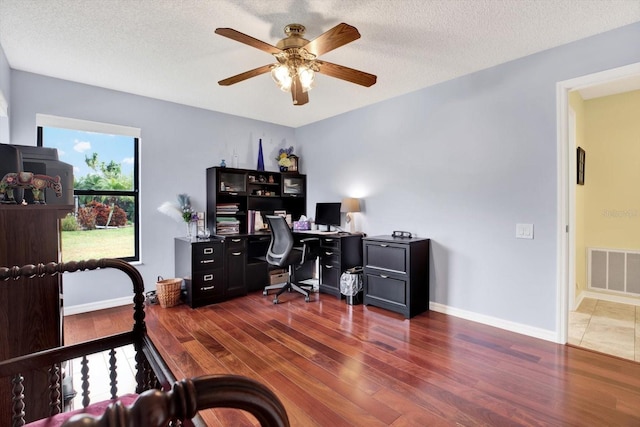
156 276 182 308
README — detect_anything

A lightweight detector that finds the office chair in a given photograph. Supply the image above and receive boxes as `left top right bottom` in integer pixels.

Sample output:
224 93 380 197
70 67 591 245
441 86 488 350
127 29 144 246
263 215 320 303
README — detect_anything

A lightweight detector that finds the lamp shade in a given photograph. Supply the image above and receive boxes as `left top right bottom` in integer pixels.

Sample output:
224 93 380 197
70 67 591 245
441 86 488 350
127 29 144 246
341 198 360 213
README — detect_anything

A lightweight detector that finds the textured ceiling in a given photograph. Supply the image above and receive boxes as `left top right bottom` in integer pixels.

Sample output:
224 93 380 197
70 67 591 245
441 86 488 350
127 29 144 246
1 0 639 128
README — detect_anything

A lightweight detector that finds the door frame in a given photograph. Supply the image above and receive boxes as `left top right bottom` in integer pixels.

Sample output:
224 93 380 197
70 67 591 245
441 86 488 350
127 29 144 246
555 62 640 344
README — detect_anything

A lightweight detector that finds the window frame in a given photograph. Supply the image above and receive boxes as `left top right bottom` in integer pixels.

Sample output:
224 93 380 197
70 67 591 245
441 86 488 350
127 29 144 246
36 114 141 262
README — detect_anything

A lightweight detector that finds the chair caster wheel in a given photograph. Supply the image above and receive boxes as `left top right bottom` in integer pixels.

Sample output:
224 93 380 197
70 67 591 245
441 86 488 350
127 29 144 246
305 296 310 302
273 298 279 304
263 290 268 296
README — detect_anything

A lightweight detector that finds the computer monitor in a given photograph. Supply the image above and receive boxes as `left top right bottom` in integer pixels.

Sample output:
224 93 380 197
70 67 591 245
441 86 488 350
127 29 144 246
315 202 341 229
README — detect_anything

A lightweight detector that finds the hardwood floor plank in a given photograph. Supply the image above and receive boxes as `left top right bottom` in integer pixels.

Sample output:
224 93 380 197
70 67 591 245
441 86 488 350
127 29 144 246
64 292 640 426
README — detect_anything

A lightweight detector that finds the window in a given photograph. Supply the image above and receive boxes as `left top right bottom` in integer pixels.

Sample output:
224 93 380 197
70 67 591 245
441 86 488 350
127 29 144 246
37 115 140 262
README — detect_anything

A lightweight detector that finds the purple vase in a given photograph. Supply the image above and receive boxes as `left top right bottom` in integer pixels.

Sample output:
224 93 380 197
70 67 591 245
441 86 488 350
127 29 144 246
257 139 265 171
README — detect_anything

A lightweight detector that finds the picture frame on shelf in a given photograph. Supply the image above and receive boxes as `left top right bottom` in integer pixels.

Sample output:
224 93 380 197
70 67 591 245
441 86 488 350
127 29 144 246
288 155 299 172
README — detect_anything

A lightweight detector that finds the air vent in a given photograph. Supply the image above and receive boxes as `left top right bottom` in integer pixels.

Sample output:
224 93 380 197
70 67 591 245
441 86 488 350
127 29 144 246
588 248 640 295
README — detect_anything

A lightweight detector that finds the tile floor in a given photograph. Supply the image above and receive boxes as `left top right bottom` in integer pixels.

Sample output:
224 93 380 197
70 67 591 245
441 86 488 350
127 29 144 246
67 344 137 409
569 298 640 362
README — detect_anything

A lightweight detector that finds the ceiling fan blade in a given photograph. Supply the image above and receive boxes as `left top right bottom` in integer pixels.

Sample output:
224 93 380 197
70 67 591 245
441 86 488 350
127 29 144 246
291 75 309 106
218 64 273 86
316 61 377 87
215 28 281 54
304 23 361 57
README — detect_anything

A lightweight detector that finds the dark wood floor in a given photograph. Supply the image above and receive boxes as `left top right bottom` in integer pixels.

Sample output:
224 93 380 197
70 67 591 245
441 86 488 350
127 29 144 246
65 291 640 426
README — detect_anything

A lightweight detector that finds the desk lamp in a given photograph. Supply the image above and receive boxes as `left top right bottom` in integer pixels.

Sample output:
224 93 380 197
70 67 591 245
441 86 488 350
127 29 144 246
341 198 361 233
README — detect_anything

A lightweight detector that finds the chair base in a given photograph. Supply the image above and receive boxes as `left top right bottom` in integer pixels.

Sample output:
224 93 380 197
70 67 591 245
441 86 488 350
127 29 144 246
264 281 313 303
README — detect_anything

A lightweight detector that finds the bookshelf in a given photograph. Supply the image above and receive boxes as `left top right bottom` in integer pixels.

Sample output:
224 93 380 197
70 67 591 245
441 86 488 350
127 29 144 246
206 167 306 236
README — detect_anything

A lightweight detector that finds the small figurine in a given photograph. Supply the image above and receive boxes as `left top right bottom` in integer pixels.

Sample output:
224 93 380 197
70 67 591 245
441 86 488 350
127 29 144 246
0 172 62 204
220 159 227 167
268 175 274 183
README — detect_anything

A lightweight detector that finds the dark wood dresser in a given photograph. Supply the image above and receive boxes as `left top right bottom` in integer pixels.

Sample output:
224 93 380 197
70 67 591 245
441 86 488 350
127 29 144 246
0 204 71 423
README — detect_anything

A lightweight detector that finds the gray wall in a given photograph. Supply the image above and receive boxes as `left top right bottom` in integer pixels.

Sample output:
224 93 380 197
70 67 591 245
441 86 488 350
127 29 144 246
298 22 640 333
0 42 9 144
5 22 640 335
9 71 296 306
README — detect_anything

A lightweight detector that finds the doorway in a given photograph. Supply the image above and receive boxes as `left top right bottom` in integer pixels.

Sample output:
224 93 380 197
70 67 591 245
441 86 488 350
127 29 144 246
557 62 640 359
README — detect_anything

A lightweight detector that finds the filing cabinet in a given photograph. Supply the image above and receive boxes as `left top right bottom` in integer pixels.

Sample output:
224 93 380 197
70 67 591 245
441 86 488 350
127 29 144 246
318 234 362 297
175 237 225 308
363 235 430 318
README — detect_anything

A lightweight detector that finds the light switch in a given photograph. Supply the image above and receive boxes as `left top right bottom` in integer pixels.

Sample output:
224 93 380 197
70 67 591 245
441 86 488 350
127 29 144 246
516 223 534 239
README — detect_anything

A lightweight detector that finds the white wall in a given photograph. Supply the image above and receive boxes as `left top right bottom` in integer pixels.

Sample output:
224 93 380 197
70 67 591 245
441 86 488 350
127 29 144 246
9 71 296 307
297 22 640 334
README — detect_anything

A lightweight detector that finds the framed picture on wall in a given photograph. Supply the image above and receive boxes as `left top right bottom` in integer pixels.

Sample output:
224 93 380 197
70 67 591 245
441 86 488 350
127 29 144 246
577 147 585 185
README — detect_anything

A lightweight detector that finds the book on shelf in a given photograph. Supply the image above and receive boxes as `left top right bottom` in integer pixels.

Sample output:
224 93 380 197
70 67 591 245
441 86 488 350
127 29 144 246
216 216 240 235
216 202 239 215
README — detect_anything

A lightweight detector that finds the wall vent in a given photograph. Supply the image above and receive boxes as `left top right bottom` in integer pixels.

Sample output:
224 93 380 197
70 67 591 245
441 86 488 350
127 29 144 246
588 248 640 295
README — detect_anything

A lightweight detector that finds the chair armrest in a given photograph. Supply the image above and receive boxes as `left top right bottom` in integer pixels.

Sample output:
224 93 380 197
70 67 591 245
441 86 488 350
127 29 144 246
298 237 320 261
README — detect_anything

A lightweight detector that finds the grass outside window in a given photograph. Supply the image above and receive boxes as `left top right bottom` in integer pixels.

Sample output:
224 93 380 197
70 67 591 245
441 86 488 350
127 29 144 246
61 227 135 262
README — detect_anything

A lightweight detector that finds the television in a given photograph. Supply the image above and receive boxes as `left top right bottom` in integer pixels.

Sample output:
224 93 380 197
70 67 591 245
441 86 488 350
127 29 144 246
315 202 341 229
0 143 74 205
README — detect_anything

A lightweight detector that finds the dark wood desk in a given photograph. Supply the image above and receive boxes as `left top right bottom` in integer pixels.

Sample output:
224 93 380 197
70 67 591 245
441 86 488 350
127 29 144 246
247 231 363 296
315 233 363 297
246 231 364 291
176 231 364 307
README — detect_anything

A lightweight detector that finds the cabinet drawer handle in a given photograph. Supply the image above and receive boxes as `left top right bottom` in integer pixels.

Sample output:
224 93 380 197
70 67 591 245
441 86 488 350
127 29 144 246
325 238 334 242
203 274 214 281
231 238 241 243
324 265 333 269
228 192 238 196
379 274 389 279
231 252 242 256
324 251 333 255
201 285 215 291
200 259 214 264
203 248 214 254
379 244 388 247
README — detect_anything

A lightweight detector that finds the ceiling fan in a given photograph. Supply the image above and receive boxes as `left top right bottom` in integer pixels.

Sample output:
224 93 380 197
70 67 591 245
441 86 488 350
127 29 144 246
215 23 377 106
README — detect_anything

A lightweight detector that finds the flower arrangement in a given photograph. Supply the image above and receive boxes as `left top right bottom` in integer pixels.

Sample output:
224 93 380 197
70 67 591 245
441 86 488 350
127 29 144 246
276 146 294 168
158 194 197 223
177 193 198 223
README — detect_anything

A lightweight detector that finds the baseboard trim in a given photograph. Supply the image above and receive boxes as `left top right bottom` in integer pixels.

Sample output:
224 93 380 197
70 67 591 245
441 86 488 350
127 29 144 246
429 302 557 343
579 290 640 307
64 296 133 316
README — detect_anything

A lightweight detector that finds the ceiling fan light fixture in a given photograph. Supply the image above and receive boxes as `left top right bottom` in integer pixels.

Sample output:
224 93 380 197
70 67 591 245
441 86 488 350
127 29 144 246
271 64 292 92
271 63 315 93
216 23 376 105
297 65 315 92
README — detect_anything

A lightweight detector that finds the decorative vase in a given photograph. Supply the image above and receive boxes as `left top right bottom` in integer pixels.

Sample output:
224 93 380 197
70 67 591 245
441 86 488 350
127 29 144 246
257 139 265 171
279 166 288 172
186 221 195 239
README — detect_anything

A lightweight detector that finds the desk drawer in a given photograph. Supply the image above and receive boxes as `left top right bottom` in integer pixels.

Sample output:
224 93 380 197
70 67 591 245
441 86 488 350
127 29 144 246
364 272 407 305
364 242 407 274
190 269 225 299
225 237 246 251
320 236 341 249
320 259 341 289
193 242 223 271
